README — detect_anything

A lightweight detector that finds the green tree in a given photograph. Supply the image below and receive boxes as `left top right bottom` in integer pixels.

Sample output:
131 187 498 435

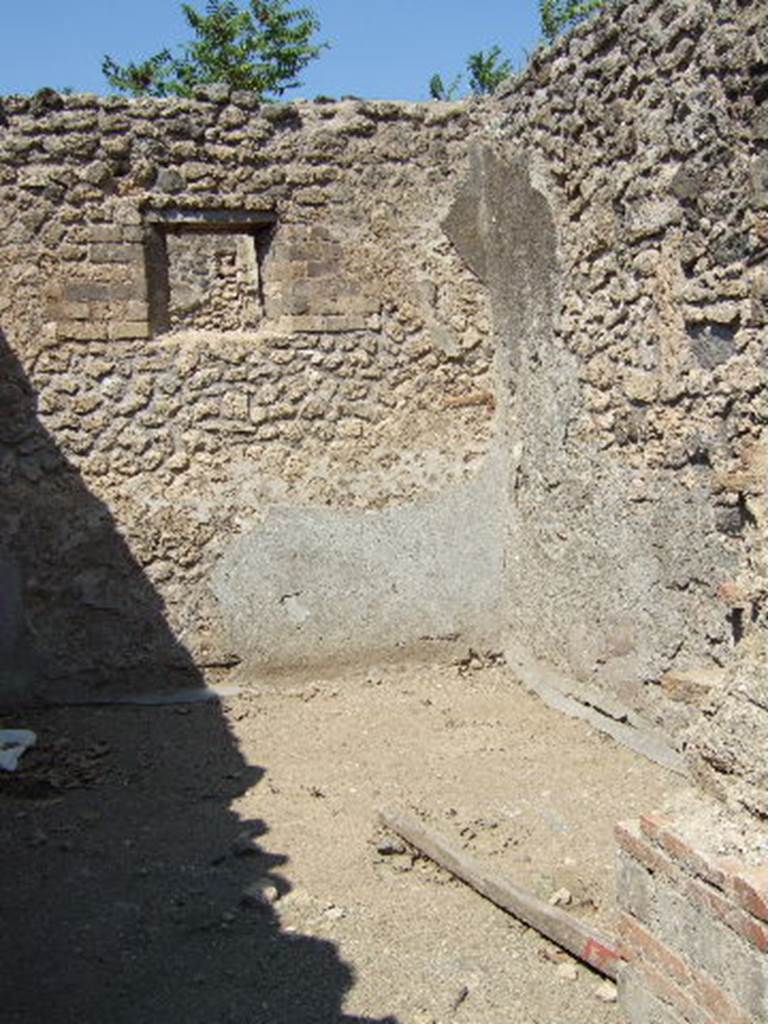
467 46 512 95
428 72 462 101
103 0 325 99
539 0 606 43
429 45 512 101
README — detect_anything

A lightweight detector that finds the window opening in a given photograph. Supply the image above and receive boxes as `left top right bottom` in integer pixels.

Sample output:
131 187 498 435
144 209 276 336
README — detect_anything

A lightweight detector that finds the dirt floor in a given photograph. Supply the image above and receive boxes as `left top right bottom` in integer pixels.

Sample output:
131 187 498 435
0 660 687 1024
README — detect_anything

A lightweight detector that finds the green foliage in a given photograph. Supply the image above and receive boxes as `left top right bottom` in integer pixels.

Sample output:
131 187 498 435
102 50 177 97
103 0 325 99
466 46 512 95
428 72 462 102
539 0 606 43
429 45 512 101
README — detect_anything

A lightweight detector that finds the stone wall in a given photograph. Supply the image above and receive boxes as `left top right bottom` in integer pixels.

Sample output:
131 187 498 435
470 4 766 1019
480 0 766 820
0 0 763 809
0 94 503 699
1 2 766 1021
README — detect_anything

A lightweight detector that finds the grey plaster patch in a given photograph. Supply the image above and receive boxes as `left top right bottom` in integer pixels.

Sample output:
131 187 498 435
507 446 739 720
210 457 505 675
443 147 747 738
443 143 559 370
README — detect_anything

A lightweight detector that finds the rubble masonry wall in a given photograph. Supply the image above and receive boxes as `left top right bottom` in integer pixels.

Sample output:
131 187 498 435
0 1 766 1021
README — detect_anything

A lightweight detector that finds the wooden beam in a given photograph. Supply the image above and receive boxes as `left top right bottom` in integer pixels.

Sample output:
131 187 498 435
380 808 623 980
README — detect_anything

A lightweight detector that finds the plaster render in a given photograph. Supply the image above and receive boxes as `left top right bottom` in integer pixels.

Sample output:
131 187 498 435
211 454 505 675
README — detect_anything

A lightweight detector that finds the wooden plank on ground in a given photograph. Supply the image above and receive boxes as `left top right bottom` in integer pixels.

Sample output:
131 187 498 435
380 807 623 980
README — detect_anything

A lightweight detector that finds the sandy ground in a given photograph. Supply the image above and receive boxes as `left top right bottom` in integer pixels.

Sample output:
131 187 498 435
0 661 686 1024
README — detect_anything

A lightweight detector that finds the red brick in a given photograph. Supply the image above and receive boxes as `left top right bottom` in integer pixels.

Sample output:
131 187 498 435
693 972 752 1024
640 810 675 841
617 913 692 987
658 831 728 891
639 960 703 1024
640 957 752 1024
686 877 768 952
619 910 758 1024
659 828 692 862
731 866 768 925
616 821 677 879
637 813 728 890
738 913 768 952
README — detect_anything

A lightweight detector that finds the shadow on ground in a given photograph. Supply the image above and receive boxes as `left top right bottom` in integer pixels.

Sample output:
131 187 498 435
0 330 398 1024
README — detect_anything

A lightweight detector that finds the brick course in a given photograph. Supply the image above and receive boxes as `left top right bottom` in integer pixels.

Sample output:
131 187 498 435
617 805 767 1024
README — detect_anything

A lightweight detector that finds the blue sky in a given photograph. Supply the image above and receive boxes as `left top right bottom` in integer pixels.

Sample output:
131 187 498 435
0 1 543 101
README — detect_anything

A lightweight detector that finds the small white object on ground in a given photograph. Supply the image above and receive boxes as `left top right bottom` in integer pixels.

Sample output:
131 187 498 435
0 729 36 771
241 880 280 907
594 980 618 1003
323 905 347 920
549 887 572 906
555 962 579 981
